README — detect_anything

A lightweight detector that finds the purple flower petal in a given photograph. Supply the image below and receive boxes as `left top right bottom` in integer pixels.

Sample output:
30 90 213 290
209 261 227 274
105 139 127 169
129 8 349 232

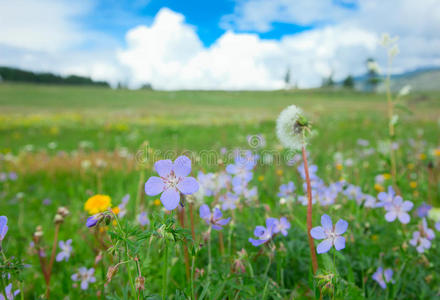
0 216 8 240
80 280 89 290
254 226 266 237
334 219 348 235
213 208 222 220
334 236 346 250
401 200 413 212
266 218 278 230
384 268 393 282
154 159 173 177
217 217 230 226
393 195 403 205
199 204 211 220
397 212 410 224
316 239 332 254
145 176 165 196
177 177 199 195
385 212 396 222
249 238 267 246
321 214 332 230
160 188 180 210
173 156 192 177
310 226 326 240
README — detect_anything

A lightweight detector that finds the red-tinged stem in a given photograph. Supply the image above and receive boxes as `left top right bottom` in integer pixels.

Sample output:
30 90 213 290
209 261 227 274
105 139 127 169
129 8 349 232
302 146 318 274
45 223 60 299
178 207 191 281
189 202 195 241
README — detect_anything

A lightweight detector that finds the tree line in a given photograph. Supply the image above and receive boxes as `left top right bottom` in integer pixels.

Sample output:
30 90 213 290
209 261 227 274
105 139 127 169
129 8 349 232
0 67 109 87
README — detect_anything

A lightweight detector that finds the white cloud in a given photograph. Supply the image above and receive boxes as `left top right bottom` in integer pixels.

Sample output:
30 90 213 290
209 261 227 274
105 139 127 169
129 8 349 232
118 8 378 89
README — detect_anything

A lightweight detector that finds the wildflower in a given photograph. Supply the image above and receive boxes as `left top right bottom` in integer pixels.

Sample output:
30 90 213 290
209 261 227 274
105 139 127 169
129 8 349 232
384 196 413 224
344 184 364 204
363 194 377 208
357 139 369 147
138 212 149 226
409 219 435 253
71 267 96 290
196 172 216 197
249 218 276 246
310 214 348 254
86 213 103 228
277 182 295 199
276 105 309 151
272 217 290 236
0 216 8 243
219 192 239 211
398 85 411 97
199 204 230 230
84 195 112 215
117 194 130 217
417 203 432 218
0 283 20 300
145 156 199 210
56 239 73 262
226 154 255 183
376 186 395 208
8 172 17 181
372 267 394 289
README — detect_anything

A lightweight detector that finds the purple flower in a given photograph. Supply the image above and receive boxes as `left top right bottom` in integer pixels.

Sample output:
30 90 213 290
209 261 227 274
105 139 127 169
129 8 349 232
384 196 413 224
409 218 435 253
0 216 8 242
71 267 96 290
249 218 276 247
118 194 130 218
372 267 394 289
138 212 149 226
226 154 255 183
277 182 295 199
145 156 199 211
86 213 102 228
363 194 377 208
310 214 348 254
199 204 230 230
8 173 17 181
219 192 239 211
416 202 432 218
436 222 440 231
0 283 20 300
42 198 51 206
318 188 337 206
196 172 216 197
376 186 395 208
344 184 364 204
56 239 73 262
0 173 6 182
272 217 291 236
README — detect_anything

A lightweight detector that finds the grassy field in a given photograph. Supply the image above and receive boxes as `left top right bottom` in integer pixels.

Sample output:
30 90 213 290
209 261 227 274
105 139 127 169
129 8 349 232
0 83 439 299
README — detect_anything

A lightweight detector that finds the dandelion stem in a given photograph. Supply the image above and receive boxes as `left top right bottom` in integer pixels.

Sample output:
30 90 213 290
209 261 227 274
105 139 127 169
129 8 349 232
302 145 318 274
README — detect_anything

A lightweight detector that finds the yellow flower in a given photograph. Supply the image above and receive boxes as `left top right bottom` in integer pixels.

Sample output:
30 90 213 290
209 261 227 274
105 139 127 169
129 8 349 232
383 173 391 180
419 153 427 160
409 181 417 189
258 175 265 182
374 184 384 192
336 163 343 171
84 194 112 215
407 163 415 170
276 169 283 176
154 199 161 206
435 149 440 157
112 206 120 215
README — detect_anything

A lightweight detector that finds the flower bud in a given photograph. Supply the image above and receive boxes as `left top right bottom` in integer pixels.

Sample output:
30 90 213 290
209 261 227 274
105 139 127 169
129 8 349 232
135 276 145 290
106 265 118 283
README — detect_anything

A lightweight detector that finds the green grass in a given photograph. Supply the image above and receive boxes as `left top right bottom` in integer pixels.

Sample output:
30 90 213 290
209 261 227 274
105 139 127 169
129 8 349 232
0 83 439 299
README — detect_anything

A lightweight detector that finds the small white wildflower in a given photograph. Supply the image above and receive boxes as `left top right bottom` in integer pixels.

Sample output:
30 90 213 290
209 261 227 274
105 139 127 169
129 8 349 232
380 33 399 47
276 105 309 151
367 61 380 74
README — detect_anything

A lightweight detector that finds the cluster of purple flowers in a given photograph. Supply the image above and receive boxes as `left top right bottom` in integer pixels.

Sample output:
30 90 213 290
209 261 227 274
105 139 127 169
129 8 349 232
0 284 20 300
0 172 17 182
410 218 435 253
249 217 290 246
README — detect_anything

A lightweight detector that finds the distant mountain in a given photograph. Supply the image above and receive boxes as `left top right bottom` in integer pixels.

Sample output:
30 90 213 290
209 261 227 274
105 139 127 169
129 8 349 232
353 67 440 92
0 66 109 87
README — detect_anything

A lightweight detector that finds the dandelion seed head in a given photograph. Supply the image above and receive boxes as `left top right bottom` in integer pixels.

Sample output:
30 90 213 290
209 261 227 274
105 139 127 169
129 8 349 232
276 105 308 151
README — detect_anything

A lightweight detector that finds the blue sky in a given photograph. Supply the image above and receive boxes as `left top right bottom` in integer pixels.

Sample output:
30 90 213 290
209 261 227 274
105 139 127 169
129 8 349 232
83 0 322 47
0 0 439 89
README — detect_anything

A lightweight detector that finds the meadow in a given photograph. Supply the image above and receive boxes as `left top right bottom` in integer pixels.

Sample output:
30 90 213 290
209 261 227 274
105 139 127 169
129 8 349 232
0 83 439 299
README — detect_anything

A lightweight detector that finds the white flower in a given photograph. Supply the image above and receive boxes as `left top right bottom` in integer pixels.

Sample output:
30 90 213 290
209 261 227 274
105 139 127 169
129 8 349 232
276 105 308 151
398 85 411 97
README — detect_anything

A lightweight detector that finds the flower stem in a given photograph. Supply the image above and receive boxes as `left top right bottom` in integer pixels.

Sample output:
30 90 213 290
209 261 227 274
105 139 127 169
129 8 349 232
261 254 273 300
162 241 169 300
45 222 60 299
191 255 196 300
386 56 397 183
302 145 318 274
